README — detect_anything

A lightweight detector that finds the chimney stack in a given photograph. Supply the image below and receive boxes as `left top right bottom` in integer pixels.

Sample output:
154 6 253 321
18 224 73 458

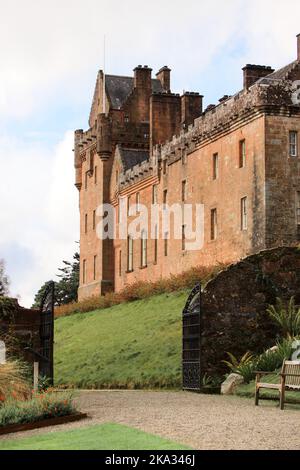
134 65 152 89
181 92 203 127
242 64 275 89
156 66 171 92
297 34 300 61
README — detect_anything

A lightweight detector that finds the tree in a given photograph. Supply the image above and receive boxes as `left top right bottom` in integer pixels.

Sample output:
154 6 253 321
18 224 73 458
32 252 79 308
0 260 9 296
55 252 80 305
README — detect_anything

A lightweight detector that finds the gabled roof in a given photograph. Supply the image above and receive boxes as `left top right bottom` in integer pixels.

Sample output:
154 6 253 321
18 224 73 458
118 147 149 171
105 74 163 109
89 71 163 127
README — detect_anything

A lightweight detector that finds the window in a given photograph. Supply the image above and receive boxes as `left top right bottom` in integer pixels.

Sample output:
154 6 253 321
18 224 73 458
152 185 158 205
85 172 88 190
290 131 298 157
141 230 147 268
154 225 158 264
127 236 133 272
116 170 119 185
182 180 186 202
119 250 122 276
163 189 168 207
213 153 219 180
296 192 300 225
164 232 168 256
163 159 167 175
136 192 140 211
239 139 246 168
182 225 186 251
241 197 248 231
181 150 187 165
94 166 97 184
83 259 86 284
85 214 88 234
124 116 129 123
93 255 97 281
127 195 131 216
210 209 217 241
93 210 96 230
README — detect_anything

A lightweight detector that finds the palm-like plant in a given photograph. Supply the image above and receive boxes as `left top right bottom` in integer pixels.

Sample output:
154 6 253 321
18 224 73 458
222 351 255 383
267 297 300 339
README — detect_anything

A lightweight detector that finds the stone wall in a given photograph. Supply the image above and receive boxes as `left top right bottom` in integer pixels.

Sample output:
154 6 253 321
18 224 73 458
200 246 300 377
0 298 40 365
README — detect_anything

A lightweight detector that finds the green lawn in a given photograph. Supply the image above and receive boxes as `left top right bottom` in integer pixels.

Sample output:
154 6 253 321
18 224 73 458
55 291 187 389
0 423 190 450
236 372 300 406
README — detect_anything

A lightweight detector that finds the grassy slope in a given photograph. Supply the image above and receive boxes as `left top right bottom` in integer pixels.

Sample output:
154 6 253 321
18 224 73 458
0 423 190 450
55 291 187 389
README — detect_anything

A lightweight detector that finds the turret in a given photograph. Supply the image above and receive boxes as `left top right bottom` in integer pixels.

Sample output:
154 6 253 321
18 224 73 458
97 113 112 160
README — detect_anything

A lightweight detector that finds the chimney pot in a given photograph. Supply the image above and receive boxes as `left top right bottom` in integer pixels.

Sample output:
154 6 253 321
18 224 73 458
242 64 274 89
156 66 171 92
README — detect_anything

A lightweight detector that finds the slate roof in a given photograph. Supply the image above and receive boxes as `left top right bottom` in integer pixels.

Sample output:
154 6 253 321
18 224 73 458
266 60 298 80
119 148 149 171
105 75 163 109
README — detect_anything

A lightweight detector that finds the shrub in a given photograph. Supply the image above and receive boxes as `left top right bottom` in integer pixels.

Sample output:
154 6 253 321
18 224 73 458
222 352 256 383
0 360 31 403
55 264 226 318
267 297 300 339
0 392 76 427
223 338 297 382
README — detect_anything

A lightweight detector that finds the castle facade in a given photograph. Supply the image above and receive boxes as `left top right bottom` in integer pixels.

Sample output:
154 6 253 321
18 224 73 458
74 35 300 300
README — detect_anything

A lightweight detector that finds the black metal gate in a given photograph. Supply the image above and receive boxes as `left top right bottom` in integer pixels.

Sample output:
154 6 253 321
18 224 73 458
182 283 201 392
39 281 55 384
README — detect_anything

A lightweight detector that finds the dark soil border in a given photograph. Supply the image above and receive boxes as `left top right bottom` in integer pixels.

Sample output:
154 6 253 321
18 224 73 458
0 413 88 436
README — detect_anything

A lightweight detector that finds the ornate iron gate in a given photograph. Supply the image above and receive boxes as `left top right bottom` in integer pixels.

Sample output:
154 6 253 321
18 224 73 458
182 283 202 392
39 281 55 384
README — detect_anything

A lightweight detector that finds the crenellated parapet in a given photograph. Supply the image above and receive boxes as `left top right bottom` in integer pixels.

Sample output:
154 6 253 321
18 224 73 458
152 78 300 170
119 154 157 189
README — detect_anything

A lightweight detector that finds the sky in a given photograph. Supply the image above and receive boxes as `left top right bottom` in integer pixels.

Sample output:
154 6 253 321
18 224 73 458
0 0 300 307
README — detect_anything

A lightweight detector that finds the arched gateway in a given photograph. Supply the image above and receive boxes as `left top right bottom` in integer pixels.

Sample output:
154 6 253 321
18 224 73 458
182 284 201 392
182 246 300 392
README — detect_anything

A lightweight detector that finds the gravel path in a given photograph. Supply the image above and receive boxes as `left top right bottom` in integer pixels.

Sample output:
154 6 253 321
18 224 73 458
1 391 299 450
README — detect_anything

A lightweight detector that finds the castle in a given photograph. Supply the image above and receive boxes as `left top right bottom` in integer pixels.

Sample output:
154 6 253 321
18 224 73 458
74 35 300 301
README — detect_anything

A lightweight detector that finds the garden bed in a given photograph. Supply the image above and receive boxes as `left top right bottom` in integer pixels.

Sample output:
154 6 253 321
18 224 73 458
0 412 88 436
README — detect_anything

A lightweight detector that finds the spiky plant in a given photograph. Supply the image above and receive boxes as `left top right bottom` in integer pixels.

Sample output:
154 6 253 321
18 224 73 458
267 297 300 339
0 360 30 403
222 351 255 383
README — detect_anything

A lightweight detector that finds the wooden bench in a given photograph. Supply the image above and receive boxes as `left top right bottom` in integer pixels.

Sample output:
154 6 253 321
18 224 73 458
255 360 300 410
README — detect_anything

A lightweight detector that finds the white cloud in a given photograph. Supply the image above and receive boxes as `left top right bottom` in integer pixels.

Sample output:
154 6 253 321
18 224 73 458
0 132 79 307
0 0 300 306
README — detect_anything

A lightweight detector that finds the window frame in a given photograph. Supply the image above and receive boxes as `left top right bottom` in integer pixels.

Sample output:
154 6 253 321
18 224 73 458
210 208 217 241
127 235 134 272
289 131 298 157
213 153 219 180
239 139 246 168
141 230 147 268
241 197 248 231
